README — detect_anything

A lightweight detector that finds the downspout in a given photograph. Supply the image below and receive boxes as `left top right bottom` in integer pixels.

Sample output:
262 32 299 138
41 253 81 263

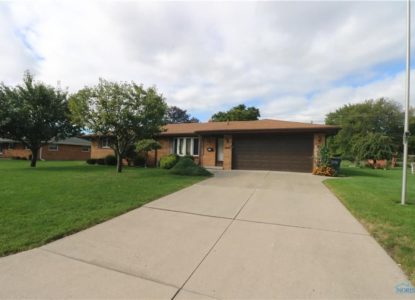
39 146 43 160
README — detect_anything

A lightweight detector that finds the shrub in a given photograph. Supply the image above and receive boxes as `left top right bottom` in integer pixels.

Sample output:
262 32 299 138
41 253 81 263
86 158 96 165
11 156 20 160
160 154 179 169
312 166 336 177
317 145 331 168
96 158 106 165
104 155 117 166
21 156 27 160
313 145 338 177
170 157 212 176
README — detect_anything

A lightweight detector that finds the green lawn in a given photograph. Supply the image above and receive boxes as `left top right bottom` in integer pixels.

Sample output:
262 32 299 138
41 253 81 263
0 160 206 256
325 165 415 284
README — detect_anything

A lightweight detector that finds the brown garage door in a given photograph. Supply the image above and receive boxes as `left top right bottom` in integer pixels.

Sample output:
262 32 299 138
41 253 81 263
232 133 314 172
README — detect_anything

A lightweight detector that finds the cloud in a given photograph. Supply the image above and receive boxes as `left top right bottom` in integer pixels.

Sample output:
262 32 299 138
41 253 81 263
0 1 410 122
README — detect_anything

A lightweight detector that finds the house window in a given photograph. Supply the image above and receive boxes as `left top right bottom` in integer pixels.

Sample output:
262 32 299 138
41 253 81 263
173 137 199 156
82 146 90 152
0 144 3 154
8 143 15 149
101 137 110 149
48 144 59 151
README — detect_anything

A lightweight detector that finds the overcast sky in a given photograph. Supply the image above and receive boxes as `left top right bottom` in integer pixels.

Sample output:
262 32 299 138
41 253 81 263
0 1 411 123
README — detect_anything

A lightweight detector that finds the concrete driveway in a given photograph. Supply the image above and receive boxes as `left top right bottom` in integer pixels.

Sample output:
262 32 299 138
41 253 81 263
0 171 411 299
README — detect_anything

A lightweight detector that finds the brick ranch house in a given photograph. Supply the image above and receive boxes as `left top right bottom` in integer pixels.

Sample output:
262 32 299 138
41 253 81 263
0 137 91 161
90 119 339 173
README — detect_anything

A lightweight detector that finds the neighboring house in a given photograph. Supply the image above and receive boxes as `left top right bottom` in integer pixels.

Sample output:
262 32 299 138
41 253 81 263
0 137 91 161
89 119 339 172
87 136 116 159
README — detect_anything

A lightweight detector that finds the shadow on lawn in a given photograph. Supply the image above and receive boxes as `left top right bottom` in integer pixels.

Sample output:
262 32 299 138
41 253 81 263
20 164 166 176
338 167 389 178
10 164 117 173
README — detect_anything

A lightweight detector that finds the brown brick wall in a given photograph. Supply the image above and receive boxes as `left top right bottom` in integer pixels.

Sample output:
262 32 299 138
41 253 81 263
0 143 90 160
40 144 91 161
313 133 326 168
90 139 115 159
0 143 31 159
147 137 171 166
201 136 217 167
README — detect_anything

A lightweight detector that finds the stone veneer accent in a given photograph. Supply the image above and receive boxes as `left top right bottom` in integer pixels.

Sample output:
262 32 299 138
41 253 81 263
313 133 326 169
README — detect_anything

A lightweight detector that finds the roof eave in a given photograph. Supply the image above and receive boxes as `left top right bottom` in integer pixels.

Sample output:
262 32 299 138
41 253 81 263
158 127 341 136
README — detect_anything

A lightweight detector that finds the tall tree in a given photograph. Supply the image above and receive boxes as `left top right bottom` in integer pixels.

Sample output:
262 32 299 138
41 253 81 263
69 79 167 173
325 98 404 159
165 106 199 123
0 72 77 167
210 104 260 122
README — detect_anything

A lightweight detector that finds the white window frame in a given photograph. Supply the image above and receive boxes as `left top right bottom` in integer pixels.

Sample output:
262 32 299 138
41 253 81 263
81 146 91 152
173 137 199 156
48 144 59 151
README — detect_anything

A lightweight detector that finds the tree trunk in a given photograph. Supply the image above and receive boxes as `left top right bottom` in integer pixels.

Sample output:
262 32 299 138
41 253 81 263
30 148 38 167
116 154 123 173
155 149 158 168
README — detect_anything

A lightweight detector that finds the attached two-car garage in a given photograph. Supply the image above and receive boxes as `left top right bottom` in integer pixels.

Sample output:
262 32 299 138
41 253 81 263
232 133 314 173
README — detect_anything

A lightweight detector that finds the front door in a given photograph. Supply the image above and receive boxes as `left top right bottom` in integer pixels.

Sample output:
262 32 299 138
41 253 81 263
216 137 224 165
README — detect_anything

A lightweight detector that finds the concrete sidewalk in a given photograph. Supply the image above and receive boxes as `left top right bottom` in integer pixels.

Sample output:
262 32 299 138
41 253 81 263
0 171 411 299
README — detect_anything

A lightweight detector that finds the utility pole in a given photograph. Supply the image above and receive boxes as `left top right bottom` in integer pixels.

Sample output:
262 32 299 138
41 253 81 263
401 0 411 205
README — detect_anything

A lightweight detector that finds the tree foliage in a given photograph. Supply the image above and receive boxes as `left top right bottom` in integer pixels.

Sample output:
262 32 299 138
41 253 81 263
165 106 199 124
136 139 161 167
352 133 394 164
69 79 167 172
325 98 404 159
210 104 260 122
0 72 77 167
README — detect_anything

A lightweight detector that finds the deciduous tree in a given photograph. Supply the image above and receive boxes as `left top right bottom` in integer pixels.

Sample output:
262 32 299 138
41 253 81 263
210 104 260 122
136 139 161 167
165 106 199 123
325 98 404 159
0 72 77 167
69 79 167 173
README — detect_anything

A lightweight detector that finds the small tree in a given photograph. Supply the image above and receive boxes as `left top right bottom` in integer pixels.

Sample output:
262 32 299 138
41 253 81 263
352 133 393 166
0 72 78 167
69 79 167 173
135 139 161 167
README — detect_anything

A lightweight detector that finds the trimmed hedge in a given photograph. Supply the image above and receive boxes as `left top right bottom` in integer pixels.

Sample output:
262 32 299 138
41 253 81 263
96 159 106 165
105 155 117 166
160 154 179 169
170 157 212 176
86 158 96 165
